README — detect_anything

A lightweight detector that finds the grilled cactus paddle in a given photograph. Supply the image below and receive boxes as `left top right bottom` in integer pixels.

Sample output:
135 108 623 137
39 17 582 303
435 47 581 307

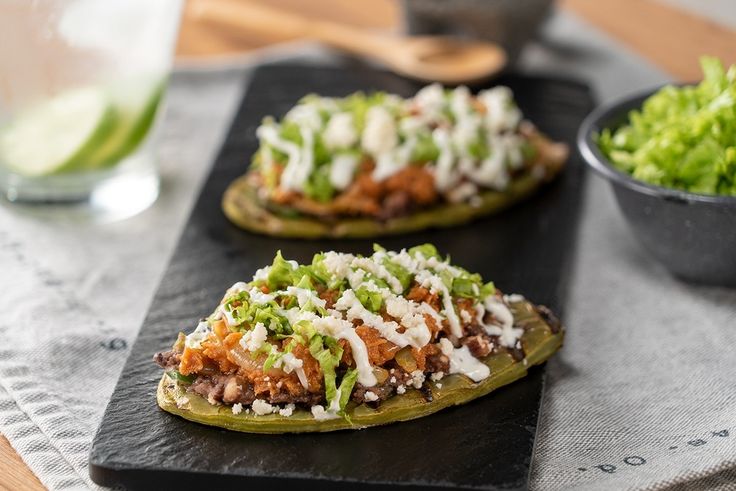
157 299 562 433
154 245 564 433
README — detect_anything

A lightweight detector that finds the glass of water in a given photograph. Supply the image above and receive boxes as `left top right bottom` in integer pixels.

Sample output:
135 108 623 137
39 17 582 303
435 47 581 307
0 0 182 220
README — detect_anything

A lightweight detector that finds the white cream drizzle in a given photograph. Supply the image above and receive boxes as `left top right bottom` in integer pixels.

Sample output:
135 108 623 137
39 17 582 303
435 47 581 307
371 135 416 181
272 350 309 389
476 296 524 348
279 126 314 191
285 286 327 310
334 289 415 349
439 338 490 382
415 269 463 338
256 124 300 186
185 321 212 349
312 312 377 387
329 153 360 190
280 306 377 387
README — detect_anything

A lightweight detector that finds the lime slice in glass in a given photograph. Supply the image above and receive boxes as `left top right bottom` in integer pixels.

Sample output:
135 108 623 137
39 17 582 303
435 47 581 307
86 76 165 169
0 87 115 177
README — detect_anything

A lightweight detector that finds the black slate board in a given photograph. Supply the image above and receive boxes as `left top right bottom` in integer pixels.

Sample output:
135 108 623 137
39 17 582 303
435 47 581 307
89 65 593 490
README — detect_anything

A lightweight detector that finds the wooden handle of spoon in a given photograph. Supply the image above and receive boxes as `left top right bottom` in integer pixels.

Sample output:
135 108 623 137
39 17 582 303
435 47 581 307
188 0 396 56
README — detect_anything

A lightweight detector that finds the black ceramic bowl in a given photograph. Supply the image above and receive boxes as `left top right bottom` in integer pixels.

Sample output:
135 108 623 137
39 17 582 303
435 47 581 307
578 87 736 287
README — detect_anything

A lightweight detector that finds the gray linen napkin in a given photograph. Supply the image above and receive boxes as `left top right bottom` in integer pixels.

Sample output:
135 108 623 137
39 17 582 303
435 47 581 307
1 10 735 491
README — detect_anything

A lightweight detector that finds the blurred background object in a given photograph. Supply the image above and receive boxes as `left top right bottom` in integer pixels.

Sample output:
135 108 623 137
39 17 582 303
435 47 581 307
0 0 182 220
176 0 400 63
402 0 553 62
175 0 736 81
187 0 507 83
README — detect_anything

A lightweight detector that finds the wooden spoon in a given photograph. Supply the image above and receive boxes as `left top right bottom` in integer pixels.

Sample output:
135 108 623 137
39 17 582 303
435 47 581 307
188 0 507 84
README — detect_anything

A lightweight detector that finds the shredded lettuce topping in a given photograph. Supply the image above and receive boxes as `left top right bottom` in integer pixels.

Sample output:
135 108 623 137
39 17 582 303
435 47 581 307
597 57 736 195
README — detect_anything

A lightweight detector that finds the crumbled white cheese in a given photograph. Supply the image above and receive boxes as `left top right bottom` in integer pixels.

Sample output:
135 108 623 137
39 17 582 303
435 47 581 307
239 322 268 352
478 86 521 133
450 85 472 121
362 106 398 156
410 370 426 389
414 83 446 120
436 382 443 389
385 295 409 318
364 391 379 402
323 112 358 149
430 371 445 381
322 251 355 279
176 396 190 409
384 295 432 348
252 399 277 416
232 403 243 415
273 351 303 372
471 139 510 190
396 385 406 395
279 403 296 417
351 254 404 294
